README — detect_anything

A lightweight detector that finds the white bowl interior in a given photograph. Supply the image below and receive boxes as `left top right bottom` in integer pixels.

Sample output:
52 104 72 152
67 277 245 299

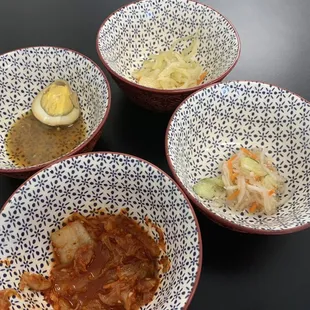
98 0 239 84
0 47 110 170
0 153 201 309
167 81 310 231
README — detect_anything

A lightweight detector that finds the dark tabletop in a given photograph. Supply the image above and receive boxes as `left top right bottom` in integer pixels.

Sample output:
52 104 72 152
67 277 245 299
1 0 310 309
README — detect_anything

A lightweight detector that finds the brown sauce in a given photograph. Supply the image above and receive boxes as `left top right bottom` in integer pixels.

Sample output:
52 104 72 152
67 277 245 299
5 111 87 167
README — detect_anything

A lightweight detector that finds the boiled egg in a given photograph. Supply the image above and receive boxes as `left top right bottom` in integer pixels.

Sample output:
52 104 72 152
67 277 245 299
32 80 80 126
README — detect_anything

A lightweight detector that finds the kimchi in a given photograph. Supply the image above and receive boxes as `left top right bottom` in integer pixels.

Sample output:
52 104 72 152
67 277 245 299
18 212 170 310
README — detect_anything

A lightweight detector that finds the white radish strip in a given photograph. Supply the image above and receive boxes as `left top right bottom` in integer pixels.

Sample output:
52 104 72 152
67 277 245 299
247 184 266 193
233 176 242 209
221 172 230 189
225 186 239 191
245 189 251 200
236 176 246 207
269 196 277 214
262 190 271 215
221 175 228 188
222 162 233 187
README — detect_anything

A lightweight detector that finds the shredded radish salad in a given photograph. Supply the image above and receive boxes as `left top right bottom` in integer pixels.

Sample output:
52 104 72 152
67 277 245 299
193 148 291 215
132 35 207 90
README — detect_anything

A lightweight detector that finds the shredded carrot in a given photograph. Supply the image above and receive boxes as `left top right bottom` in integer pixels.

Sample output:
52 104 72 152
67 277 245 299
197 71 207 85
227 160 235 182
268 189 275 196
228 154 237 163
254 176 261 181
231 173 238 182
249 203 257 213
227 155 238 182
241 148 258 160
227 190 240 201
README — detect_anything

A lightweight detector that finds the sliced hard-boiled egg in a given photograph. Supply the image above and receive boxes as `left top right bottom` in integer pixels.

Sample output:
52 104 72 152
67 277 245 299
32 80 80 126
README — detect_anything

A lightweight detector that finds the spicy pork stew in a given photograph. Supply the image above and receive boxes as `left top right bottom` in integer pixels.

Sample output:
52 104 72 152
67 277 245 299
0 212 170 310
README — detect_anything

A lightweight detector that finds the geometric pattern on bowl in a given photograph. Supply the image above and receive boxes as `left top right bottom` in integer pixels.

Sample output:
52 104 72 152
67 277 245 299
166 81 310 234
97 0 240 112
0 46 110 172
0 152 202 309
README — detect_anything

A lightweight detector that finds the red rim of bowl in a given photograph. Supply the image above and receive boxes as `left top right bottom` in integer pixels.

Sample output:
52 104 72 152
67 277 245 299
165 79 310 235
0 46 112 175
0 151 203 310
96 0 241 94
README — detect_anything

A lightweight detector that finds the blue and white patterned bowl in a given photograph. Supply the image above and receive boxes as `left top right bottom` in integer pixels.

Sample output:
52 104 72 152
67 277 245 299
96 0 240 112
0 152 202 309
166 81 310 234
0 46 111 179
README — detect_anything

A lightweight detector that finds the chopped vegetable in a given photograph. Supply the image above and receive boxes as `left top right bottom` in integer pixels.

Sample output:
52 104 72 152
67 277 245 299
249 203 257 213
133 35 207 90
193 177 225 200
240 157 267 177
227 190 240 201
193 148 290 215
263 174 278 189
240 147 258 160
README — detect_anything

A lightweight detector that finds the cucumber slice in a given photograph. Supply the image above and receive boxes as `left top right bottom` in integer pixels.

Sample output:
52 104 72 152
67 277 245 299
240 157 266 177
213 177 224 187
263 174 278 189
193 177 224 200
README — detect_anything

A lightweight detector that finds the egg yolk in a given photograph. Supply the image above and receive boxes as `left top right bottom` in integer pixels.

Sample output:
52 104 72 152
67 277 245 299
41 84 74 116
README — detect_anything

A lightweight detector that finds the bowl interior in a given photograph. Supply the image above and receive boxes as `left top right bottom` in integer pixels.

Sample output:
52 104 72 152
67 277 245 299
97 0 239 85
0 47 110 170
167 81 310 232
0 153 201 309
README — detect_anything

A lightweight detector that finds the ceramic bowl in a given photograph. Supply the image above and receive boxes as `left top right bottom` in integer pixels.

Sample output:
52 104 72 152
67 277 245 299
166 81 310 234
0 46 111 179
96 0 240 112
0 152 202 309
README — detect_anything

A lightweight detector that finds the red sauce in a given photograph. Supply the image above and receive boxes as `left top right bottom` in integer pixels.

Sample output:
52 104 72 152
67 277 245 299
42 213 170 310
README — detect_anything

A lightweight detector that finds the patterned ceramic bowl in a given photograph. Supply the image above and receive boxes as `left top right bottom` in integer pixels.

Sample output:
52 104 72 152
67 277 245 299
166 81 310 234
96 0 240 112
0 46 111 179
0 152 202 309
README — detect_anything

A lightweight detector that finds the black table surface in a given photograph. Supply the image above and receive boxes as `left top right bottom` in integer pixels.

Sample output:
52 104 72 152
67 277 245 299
1 0 310 309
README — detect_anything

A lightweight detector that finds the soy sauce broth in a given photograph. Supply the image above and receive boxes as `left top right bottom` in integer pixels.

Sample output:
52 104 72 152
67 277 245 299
5 111 87 167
